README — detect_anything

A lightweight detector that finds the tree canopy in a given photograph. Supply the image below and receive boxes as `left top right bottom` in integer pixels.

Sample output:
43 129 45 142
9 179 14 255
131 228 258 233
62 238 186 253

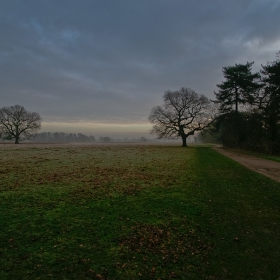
149 87 216 146
259 53 280 152
0 105 42 144
213 52 280 154
214 62 261 113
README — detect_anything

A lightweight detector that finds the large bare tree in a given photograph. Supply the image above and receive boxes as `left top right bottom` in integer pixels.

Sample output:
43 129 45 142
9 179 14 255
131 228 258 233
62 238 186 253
149 88 216 146
0 105 42 144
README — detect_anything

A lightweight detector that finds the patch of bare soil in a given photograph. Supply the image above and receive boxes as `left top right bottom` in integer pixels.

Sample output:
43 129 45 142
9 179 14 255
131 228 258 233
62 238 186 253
213 146 280 183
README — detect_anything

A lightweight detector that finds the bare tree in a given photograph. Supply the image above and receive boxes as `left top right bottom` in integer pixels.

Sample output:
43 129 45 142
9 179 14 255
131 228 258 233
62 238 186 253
149 88 216 146
0 105 42 144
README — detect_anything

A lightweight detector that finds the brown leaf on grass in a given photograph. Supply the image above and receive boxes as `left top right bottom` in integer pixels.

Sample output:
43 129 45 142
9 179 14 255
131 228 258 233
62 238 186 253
119 224 213 265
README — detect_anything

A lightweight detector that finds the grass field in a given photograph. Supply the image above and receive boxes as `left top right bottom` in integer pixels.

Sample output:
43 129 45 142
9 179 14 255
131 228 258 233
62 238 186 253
0 144 280 280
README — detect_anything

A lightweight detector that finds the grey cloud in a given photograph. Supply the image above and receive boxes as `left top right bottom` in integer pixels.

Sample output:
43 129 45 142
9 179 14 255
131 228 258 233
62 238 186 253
1 0 279 128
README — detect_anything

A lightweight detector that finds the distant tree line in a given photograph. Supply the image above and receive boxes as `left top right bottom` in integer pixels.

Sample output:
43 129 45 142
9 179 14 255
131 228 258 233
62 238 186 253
212 52 280 155
0 105 149 144
34 132 96 143
34 133 148 143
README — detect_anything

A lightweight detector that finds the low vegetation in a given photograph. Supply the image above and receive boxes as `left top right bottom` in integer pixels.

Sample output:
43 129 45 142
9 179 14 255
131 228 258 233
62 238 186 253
0 144 279 279
226 148 280 163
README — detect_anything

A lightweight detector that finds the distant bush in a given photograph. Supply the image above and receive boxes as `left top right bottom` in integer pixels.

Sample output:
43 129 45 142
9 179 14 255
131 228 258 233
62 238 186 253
99 136 112 142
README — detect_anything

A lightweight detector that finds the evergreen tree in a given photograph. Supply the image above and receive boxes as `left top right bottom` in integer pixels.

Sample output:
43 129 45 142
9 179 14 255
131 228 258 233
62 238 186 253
260 52 280 153
215 62 261 113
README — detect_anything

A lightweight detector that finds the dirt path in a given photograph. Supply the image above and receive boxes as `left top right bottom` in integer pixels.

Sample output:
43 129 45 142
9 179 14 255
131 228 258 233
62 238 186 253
213 146 280 183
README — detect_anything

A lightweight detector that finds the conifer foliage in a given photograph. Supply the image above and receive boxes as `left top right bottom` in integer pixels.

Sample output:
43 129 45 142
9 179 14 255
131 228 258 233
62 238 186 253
214 53 280 154
214 62 261 113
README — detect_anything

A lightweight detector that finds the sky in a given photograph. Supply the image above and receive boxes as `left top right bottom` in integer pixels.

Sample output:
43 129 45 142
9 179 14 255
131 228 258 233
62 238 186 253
1 0 280 138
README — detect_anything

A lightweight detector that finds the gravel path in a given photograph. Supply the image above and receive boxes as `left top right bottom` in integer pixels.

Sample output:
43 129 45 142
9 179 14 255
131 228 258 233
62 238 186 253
213 146 280 183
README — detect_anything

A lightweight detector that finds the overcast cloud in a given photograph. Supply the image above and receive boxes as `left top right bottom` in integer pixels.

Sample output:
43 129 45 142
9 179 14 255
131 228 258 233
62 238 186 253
1 0 279 136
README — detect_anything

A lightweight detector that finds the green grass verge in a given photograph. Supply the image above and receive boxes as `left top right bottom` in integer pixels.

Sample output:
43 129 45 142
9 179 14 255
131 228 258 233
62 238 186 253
253 153 280 163
0 145 279 279
223 147 280 163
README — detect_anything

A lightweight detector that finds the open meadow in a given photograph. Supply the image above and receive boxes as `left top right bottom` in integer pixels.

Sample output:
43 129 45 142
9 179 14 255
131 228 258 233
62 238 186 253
0 143 280 279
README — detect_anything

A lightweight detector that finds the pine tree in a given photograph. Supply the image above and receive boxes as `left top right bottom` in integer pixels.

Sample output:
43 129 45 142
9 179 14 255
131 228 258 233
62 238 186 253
260 53 280 153
215 62 261 114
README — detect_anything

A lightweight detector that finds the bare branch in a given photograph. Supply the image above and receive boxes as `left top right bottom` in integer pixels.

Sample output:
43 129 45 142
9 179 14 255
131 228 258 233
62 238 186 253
149 88 218 146
0 105 42 144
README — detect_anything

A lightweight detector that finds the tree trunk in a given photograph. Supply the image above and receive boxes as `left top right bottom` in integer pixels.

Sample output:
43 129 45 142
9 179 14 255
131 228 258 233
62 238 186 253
235 86 238 114
181 134 187 147
15 125 20 144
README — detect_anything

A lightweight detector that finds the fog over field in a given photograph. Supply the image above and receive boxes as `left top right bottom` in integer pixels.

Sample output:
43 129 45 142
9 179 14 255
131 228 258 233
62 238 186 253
1 0 279 137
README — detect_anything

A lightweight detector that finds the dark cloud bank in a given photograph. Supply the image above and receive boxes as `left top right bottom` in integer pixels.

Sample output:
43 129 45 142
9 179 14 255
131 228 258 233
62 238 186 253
0 0 279 136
